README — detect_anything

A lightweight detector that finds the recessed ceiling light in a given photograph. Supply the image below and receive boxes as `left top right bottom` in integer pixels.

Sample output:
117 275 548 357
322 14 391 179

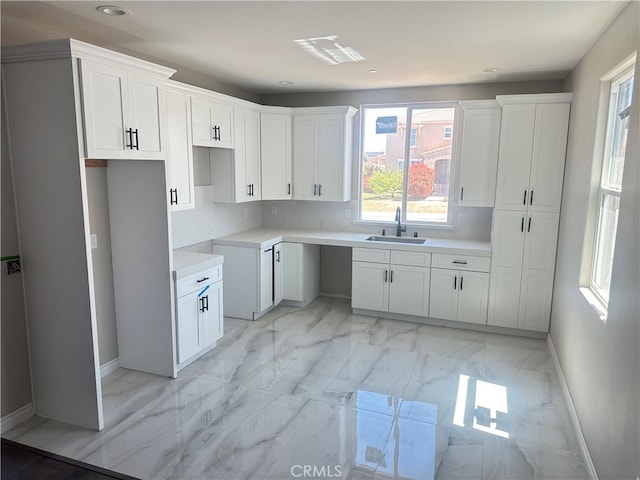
368 69 378 74
279 80 294 86
482 67 500 73
97 5 130 16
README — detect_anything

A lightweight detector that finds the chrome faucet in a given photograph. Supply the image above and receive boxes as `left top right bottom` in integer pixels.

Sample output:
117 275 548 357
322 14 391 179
395 207 406 237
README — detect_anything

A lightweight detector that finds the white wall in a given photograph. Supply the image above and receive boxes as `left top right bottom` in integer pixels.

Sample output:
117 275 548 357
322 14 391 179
551 3 639 479
85 166 118 366
1 96 32 417
171 147 262 250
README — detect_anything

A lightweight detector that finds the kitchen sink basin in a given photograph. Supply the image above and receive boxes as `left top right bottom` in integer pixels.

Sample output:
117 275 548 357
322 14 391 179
365 235 426 245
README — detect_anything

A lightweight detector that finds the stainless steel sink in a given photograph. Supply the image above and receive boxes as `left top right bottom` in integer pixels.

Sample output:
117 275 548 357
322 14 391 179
365 235 426 245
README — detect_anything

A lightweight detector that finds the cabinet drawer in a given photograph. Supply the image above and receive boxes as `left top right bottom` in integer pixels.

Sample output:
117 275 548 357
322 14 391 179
176 265 222 297
431 254 490 272
352 248 391 264
390 250 431 267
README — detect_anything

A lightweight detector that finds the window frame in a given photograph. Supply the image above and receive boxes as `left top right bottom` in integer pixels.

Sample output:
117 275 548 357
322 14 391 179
356 102 461 228
589 64 634 309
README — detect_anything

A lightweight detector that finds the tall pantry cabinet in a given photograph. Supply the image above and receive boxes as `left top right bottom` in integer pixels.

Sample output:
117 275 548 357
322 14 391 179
488 94 571 332
2 39 177 430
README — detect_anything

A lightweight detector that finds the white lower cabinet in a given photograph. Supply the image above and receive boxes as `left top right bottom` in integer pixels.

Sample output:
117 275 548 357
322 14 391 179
281 242 320 306
351 248 431 317
175 265 224 366
429 268 489 325
487 209 560 332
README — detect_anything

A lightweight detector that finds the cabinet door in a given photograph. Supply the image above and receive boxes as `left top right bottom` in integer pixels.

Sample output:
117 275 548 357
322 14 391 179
494 104 536 210
458 105 501 206
282 242 302 301
273 243 284 305
259 247 274 313
212 103 234 148
127 72 164 159
176 292 201 363
316 115 347 201
80 59 128 158
293 116 317 200
244 109 261 200
191 98 215 146
457 271 489 325
487 210 526 328
261 113 292 200
166 89 194 210
518 212 560 332
388 265 430 317
352 261 389 312
233 109 259 202
201 281 224 347
428 268 458 321
528 103 570 213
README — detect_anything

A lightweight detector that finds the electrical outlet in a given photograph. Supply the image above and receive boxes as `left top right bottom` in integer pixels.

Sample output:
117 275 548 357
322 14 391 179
344 209 351 219
458 214 465 225
272 206 278 215
90 234 98 249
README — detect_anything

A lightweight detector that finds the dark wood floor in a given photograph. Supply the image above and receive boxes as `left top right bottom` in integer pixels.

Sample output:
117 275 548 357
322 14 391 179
1 438 139 480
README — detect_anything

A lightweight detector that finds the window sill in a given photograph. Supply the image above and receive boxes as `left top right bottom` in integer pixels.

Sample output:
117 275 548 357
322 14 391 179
579 287 608 322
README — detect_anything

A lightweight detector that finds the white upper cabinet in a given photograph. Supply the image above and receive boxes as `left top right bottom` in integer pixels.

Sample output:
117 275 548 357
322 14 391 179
211 107 261 203
234 107 262 202
261 111 292 200
191 97 234 148
80 59 166 160
165 86 195 210
494 95 571 212
458 100 502 207
293 106 356 202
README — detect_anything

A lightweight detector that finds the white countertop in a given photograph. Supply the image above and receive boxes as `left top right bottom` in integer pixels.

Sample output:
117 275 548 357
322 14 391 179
172 250 224 279
212 228 491 257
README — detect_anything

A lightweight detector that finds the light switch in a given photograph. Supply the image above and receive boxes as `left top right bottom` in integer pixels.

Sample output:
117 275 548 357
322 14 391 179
90 234 98 249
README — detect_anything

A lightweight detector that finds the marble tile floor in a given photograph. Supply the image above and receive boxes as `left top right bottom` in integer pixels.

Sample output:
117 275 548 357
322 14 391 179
4 297 588 480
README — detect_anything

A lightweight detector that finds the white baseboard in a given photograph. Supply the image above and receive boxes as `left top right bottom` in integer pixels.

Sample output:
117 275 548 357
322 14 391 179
100 357 120 378
0 402 35 434
547 335 599 480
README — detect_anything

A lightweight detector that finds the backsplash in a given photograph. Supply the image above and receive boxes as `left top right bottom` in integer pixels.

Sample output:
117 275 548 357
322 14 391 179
261 200 492 241
171 186 262 249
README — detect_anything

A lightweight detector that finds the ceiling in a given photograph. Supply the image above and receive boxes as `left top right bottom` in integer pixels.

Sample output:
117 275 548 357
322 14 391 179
0 1 630 95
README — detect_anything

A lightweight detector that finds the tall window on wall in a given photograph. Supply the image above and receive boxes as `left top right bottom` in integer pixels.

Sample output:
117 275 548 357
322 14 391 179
591 64 634 307
359 104 459 224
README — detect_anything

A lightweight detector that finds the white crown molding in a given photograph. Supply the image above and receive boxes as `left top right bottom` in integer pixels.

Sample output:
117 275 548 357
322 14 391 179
2 38 175 79
496 92 573 105
459 99 500 110
292 105 357 116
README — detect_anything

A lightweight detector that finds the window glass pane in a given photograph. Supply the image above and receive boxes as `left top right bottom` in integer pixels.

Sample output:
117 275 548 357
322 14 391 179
592 193 620 302
604 74 634 188
361 107 406 222
406 108 455 223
